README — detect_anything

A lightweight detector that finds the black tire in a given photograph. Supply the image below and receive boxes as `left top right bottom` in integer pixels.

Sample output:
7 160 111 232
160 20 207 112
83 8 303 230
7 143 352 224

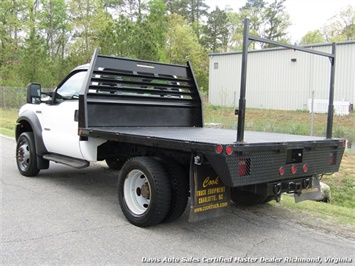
231 189 272 206
16 132 40 177
106 157 127 170
161 159 189 223
118 157 171 227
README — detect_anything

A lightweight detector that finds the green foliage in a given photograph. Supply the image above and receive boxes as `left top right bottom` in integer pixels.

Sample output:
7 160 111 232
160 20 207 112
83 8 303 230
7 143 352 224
300 30 326 45
262 0 291 46
133 0 168 61
2 0 350 93
322 5 355 42
239 0 291 48
301 5 355 43
165 14 209 90
226 11 243 51
201 7 229 53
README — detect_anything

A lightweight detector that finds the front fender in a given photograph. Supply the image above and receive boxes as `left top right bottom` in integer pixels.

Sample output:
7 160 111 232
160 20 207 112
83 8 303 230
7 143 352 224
16 110 48 156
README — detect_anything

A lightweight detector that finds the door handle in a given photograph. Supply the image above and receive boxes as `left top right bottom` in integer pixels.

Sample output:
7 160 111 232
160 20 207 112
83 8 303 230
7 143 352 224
74 110 79 122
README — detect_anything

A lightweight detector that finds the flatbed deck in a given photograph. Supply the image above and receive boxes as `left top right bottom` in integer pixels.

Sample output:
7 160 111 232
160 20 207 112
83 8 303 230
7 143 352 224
88 127 335 148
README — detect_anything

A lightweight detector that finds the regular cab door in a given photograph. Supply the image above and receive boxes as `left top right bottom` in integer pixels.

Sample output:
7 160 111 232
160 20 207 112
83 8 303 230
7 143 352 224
42 71 87 159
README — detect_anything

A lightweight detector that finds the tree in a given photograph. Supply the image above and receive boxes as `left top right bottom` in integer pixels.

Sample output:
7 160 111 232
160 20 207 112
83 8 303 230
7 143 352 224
164 0 189 16
0 0 28 85
187 0 209 40
322 5 355 42
262 0 291 47
201 7 229 52
115 0 144 21
68 0 111 62
299 30 325 45
226 11 243 51
238 0 291 48
130 0 167 61
239 0 265 37
99 14 133 57
165 14 208 91
40 0 71 62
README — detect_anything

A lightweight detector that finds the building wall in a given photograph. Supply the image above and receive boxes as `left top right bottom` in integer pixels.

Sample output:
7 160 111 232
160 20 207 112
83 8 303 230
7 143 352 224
208 42 355 111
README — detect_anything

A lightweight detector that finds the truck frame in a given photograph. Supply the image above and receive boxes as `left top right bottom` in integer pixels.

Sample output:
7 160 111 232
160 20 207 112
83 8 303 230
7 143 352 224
16 20 345 227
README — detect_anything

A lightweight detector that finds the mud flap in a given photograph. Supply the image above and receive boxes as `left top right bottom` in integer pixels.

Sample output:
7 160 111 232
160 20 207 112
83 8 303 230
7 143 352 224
189 155 230 222
294 175 323 203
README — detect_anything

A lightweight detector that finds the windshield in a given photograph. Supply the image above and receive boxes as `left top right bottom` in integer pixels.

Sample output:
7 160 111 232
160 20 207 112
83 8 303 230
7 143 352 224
57 71 87 100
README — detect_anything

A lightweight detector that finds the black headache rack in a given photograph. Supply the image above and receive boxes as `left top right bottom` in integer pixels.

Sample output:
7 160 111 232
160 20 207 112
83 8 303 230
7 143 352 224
78 49 203 129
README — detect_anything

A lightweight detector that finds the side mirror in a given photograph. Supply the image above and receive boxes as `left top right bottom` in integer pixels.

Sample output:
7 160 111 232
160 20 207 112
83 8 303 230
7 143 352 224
27 83 42 104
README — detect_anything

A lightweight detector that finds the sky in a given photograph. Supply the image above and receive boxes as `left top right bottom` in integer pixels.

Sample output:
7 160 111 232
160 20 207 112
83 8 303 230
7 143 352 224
205 0 354 43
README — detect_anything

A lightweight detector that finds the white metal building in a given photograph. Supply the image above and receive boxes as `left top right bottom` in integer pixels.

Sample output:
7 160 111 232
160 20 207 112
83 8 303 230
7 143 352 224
208 41 355 114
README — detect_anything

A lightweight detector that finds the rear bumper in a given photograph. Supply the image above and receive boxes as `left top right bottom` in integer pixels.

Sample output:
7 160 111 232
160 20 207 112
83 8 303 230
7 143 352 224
205 139 345 187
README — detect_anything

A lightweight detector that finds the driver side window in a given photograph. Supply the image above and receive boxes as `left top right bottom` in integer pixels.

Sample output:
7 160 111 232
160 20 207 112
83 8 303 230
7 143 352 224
56 71 87 102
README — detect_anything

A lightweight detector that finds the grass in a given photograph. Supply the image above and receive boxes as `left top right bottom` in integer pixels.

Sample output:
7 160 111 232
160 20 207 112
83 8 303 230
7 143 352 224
0 108 18 137
270 196 355 226
2 106 355 227
203 103 355 142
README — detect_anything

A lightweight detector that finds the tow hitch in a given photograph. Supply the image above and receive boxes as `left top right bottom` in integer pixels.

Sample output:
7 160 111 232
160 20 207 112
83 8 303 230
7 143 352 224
269 176 322 203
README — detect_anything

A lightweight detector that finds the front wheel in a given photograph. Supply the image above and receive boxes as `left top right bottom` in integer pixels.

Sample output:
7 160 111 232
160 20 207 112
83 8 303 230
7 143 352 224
118 157 171 227
16 132 40 177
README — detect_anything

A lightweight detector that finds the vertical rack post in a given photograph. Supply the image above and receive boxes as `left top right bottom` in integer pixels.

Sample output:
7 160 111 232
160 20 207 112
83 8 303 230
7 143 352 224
326 42 336 139
237 19 250 143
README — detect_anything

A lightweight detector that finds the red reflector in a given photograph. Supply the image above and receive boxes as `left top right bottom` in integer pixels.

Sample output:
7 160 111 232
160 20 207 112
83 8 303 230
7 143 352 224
342 140 346 148
226 146 233 155
279 166 285 176
216 145 223 154
302 164 308 172
291 165 297 174
329 152 335 165
239 159 247 176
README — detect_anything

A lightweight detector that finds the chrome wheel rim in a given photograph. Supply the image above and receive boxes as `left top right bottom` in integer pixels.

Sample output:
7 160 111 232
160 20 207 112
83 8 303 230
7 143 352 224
17 139 30 172
123 170 151 215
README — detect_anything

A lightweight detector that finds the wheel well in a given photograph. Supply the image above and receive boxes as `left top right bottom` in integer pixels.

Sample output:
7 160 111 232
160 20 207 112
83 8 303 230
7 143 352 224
16 120 33 140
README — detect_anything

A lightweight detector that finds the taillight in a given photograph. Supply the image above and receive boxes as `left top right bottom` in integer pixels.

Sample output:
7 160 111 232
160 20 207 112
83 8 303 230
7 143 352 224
215 145 223 154
279 166 285 176
329 152 336 165
302 164 308 172
226 146 233 155
341 140 346 148
291 165 297 174
239 159 247 176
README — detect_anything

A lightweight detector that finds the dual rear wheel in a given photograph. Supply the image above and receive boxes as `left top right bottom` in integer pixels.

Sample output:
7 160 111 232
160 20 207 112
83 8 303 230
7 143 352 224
117 157 189 227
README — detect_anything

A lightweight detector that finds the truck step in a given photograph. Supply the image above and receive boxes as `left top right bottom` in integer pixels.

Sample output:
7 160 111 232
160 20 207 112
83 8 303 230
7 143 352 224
43 154 89 169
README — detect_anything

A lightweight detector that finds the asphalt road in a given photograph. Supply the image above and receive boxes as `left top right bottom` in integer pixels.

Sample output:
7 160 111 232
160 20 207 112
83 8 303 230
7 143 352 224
1 135 354 265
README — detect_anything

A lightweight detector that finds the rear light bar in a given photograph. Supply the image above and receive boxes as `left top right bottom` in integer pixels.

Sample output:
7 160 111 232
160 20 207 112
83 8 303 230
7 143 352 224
279 164 309 175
